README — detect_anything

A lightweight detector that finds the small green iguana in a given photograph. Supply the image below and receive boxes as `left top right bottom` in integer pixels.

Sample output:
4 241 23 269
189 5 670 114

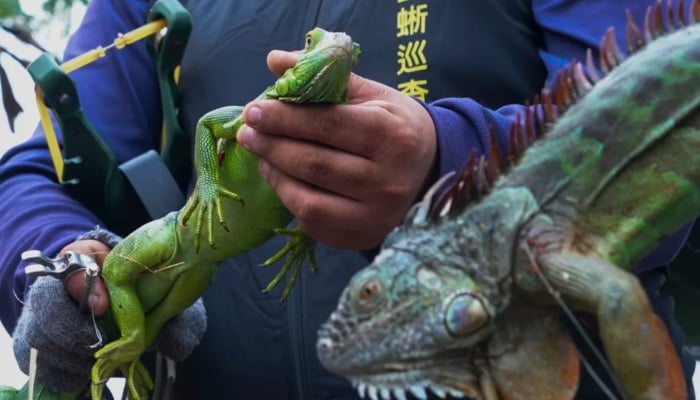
316 3 697 400
47 27 358 400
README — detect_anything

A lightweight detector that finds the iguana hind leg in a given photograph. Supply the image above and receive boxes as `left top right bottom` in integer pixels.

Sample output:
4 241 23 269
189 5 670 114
142 262 217 347
534 251 686 400
91 217 177 400
90 282 152 400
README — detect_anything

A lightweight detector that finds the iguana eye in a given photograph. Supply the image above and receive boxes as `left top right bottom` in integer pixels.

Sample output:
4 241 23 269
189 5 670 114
359 279 380 301
351 278 384 313
305 34 313 49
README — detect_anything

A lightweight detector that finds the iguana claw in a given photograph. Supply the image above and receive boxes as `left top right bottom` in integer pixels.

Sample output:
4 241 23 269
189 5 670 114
181 185 244 252
91 358 152 400
90 333 153 400
262 227 317 299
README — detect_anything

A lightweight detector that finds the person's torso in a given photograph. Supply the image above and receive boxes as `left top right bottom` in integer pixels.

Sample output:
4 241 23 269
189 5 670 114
157 1 546 398
175 0 546 134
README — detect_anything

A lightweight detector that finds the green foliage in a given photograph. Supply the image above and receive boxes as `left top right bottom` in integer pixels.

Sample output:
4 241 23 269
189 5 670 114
42 0 88 15
0 0 89 21
0 0 88 135
0 0 26 20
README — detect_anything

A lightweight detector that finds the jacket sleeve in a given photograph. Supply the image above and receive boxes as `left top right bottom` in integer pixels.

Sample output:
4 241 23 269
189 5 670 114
422 0 691 269
426 0 658 179
0 0 161 334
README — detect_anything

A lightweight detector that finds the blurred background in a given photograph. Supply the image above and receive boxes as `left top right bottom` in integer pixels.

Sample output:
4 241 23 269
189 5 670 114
0 0 122 393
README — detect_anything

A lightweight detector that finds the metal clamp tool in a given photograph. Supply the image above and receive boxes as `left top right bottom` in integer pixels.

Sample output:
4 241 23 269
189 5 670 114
22 250 100 313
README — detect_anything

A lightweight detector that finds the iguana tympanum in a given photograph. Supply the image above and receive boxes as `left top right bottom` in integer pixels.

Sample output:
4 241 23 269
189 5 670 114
317 2 697 400
74 27 359 400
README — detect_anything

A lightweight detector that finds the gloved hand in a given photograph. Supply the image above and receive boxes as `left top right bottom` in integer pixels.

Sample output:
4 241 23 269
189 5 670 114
157 297 207 362
12 276 207 393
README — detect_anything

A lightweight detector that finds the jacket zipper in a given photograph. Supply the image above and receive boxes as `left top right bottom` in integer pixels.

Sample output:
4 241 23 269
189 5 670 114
290 3 323 399
288 274 308 400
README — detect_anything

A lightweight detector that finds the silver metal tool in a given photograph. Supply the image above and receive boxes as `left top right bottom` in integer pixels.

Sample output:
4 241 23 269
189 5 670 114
22 249 100 312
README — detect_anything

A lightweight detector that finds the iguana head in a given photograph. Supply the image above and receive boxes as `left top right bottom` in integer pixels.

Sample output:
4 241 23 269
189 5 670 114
317 177 543 399
317 243 492 399
315 1 700 395
316 147 543 398
268 27 360 103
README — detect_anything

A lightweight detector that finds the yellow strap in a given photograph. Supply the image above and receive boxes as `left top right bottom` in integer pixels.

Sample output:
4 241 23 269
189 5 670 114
38 19 168 183
160 65 181 147
35 87 64 178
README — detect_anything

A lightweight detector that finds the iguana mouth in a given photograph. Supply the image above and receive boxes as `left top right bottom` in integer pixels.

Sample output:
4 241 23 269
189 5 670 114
345 348 480 400
350 378 468 400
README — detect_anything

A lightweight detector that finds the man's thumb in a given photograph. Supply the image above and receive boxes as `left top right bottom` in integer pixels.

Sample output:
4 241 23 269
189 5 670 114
267 50 300 77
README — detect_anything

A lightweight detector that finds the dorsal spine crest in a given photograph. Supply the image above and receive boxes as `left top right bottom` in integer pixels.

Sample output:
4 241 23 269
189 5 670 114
417 0 700 224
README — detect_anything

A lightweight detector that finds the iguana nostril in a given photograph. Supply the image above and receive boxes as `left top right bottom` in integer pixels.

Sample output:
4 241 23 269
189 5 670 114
317 337 333 351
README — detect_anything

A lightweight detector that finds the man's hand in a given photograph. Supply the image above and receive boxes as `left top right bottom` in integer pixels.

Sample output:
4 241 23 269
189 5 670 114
237 50 437 250
60 239 111 316
12 237 208 393
59 238 208 359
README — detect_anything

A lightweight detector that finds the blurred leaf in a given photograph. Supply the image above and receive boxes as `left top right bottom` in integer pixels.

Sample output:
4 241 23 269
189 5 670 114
43 0 88 15
0 49 23 131
3 24 47 51
0 0 88 134
0 0 25 19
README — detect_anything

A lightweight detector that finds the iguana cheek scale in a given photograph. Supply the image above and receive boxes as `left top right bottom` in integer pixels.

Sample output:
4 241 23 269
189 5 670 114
87 28 360 400
317 2 697 399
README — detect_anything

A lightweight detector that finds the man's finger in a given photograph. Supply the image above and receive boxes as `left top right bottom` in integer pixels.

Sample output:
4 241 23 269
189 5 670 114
267 50 300 77
65 273 109 316
240 100 391 158
250 134 378 199
59 239 111 315
259 162 388 249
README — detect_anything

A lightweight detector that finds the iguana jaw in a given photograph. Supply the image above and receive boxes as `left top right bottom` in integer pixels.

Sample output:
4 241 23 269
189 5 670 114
317 247 498 399
344 356 480 400
319 339 492 399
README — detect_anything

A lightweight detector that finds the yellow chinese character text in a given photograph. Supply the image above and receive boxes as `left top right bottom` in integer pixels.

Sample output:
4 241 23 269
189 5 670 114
397 4 428 37
397 40 428 75
398 79 429 100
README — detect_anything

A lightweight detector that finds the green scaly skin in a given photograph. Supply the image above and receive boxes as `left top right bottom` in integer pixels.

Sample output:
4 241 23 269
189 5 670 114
84 28 360 400
316 9 697 400
0 383 78 400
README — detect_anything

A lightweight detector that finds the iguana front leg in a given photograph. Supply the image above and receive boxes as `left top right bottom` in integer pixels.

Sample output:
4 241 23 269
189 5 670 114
530 251 686 400
180 106 246 251
262 227 318 299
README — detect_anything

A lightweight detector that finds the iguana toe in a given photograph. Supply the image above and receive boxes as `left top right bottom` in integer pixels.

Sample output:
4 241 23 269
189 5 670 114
125 361 154 400
219 188 244 205
91 359 117 400
262 227 317 299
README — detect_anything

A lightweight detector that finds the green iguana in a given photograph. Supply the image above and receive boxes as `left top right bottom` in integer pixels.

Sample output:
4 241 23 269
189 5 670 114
316 3 696 400
71 27 360 400
0 384 76 400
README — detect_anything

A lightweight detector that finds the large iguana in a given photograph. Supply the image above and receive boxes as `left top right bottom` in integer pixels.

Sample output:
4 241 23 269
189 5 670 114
11 27 359 400
316 3 697 400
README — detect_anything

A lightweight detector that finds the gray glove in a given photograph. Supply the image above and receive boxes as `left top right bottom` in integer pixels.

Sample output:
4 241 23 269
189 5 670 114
13 276 207 393
157 297 207 362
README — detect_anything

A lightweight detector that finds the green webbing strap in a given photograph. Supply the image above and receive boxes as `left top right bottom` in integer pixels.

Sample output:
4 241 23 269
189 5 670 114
146 0 193 194
27 0 192 236
29 54 149 236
